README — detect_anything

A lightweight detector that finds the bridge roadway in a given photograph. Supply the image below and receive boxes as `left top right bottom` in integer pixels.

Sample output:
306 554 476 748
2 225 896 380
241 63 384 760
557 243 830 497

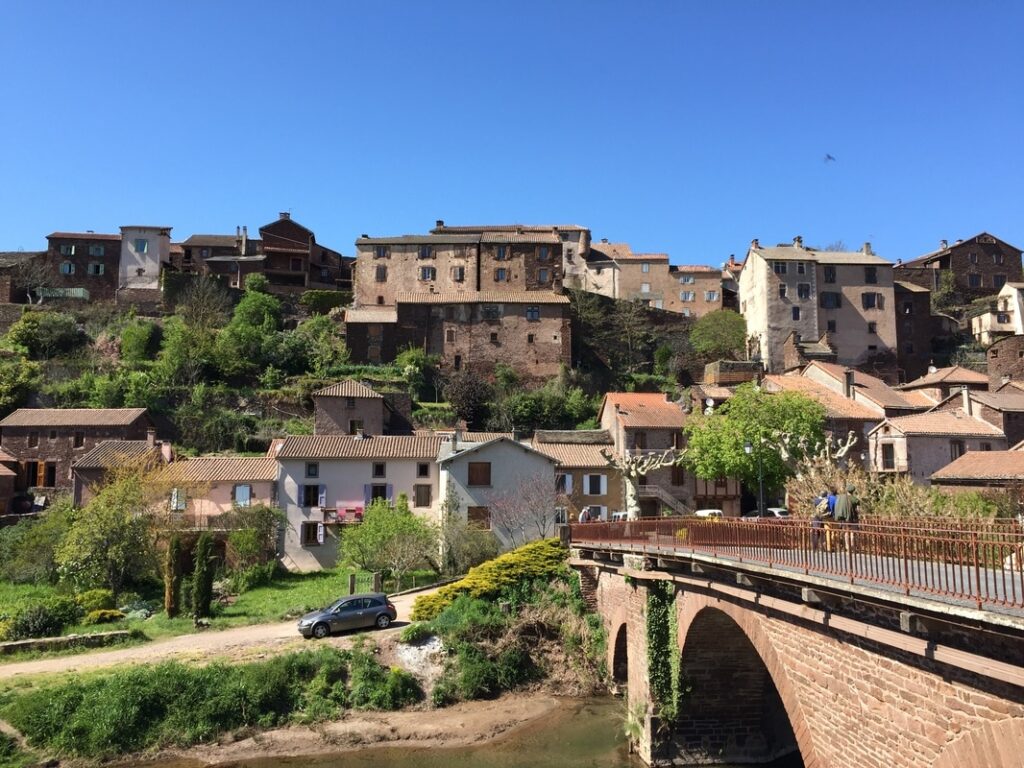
569 518 1024 619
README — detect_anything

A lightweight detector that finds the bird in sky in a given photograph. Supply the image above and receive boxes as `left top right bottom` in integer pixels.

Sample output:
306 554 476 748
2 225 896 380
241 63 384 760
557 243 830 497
824 154 836 163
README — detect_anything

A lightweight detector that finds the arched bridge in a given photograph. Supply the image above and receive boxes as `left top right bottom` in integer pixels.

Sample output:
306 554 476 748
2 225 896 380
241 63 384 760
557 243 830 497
569 518 1024 767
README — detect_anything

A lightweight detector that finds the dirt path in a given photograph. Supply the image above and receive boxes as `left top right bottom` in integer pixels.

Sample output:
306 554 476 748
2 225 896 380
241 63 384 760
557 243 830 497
0 588 433 680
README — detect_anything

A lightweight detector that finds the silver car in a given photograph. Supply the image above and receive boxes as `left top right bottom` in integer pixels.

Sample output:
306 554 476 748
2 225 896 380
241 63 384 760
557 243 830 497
297 592 397 639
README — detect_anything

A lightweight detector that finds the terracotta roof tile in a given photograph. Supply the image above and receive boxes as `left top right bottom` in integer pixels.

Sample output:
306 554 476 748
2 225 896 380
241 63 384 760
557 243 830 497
275 435 443 460
600 393 686 428
751 244 890 266
807 362 923 411
431 224 587 233
46 232 121 241
533 430 612 445
161 457 279 483
763 375 881 420
901 366 990 389
73 440 158 470
531 441 613 469
876 409 1005 437
394 291 569 305
313 380 383 399
344 307 397 323
969 391 1024 412
480 232 560 244
0 408 149 428
931 451 1024 482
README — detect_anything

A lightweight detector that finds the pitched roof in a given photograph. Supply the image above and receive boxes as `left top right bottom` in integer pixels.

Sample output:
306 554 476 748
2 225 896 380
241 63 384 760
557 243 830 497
670 264 721 274
344 307 398 323
356 235 480 245
431 224 588 233
805 362 923 411
763 375 881 420
898 232 1023 269
533 429 612 445
73 440 157 470
900 366 989 389
968 391 1024 412
0 408 149 428
180 234 241 248
751 243 890 266
590 243 634 260
160 457 279 483
275 435 443 460
438 436 557 465
46 232 121 241
894 280 930 294
480 232 560 244
599 393 686 428
692 384 735 402
872 409 1004 437
313 380 383 399
616 252 670 262
931 451 1024 482
394 291 570 305
531 441 614 469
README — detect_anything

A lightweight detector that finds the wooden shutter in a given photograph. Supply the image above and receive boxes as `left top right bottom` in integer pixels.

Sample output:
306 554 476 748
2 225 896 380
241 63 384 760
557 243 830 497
599 475 608 495
385 483 393 503
363 484 371 506
318 485 327 508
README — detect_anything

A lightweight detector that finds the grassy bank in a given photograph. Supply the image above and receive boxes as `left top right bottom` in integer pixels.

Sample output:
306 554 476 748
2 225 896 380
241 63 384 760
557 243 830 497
0 645 419 760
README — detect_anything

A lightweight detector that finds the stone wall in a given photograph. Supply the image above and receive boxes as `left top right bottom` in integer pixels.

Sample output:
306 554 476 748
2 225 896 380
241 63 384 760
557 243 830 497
988 335 1024 386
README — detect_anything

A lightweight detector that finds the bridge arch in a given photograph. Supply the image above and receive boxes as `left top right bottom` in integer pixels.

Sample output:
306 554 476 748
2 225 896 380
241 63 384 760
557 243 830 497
675 596 816 766
611 623 629 687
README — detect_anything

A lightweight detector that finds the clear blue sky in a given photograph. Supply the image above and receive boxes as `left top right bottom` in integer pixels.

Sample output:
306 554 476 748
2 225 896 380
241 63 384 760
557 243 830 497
2 2 1022 266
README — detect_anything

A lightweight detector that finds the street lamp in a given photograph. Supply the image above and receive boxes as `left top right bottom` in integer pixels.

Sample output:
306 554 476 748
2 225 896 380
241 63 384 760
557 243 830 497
744 440 765 516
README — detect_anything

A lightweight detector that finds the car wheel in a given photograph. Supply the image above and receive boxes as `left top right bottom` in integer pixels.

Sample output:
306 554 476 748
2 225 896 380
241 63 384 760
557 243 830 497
312 622 330 639
375 614 392 629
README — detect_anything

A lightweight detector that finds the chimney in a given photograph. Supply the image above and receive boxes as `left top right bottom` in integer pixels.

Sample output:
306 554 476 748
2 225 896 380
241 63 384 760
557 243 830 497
940 239 948 250
236 225 241 239
928 362 937 374
160 441 173 464
751 238 760 249
241 225 247 254
601 238 609 244
354 427 365 440
862 242 872 255
843 368 855 399
955 239 963 245
435 219 445 229
279 211 290 220
1003 375 1011 385
962 386 972 416
452 429 461 452
516 226 524 235
146 428 156 448
793 235 804 249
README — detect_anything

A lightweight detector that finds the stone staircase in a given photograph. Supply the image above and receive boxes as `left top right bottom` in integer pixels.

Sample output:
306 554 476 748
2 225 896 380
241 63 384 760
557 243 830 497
638 484 691 516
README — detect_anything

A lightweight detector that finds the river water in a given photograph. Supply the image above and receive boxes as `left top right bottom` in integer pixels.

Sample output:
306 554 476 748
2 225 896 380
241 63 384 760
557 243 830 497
202 698 802 768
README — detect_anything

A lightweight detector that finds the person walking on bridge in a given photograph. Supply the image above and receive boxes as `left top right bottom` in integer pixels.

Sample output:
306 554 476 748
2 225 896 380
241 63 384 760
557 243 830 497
833 484 859 552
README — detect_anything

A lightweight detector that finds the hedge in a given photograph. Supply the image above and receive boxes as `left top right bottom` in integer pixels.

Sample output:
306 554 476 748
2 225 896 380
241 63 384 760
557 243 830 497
410 538 567 621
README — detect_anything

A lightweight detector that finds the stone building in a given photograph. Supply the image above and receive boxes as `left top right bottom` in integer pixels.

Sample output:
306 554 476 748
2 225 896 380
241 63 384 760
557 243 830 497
893 280 936 382
71 437 172 507
738 237 897 376
897 365 989 403
0 408 154 494
45 231 121 301
259 213 348 295
531 430 622 521
312 380 412 436
970 282 1024 346
894 232 1023 301
987 335 1024 386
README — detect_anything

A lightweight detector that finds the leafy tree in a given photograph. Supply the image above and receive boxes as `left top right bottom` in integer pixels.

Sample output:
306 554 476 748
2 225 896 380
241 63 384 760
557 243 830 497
684 383 826 495
0 353 41 416
0 496 74 583
443 372 494 429
6 311 85 359
119 319 161 365
153 316 216 387
932 270 959 316
55 469 156 597
163 535 183 618
214 282 283 378
341 497 438 589
191 532 215 619
689 309 746 362
438 483 498 576
395 345 439 400
282 315 349 376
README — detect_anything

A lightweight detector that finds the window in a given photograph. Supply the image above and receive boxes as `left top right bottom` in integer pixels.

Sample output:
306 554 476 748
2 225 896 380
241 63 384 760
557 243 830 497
679 275 695 284
445 328 455 343
682 309 691 317
88 244 104 257
680 291 695 302
867 344 877 351
301 522 323 547
525 306 540 321
640 282 651 293
826 320 837 332
796 262 806 275
632 432 647 449
778 283 787 299
59 244 75 256
201 248 210 258
862 292 883 310
28 432 38 448
290 257 303 271
902 301 914 315
73 431 84 448
451 266 465 282
792 307 801 321
468 506 490 529
417 462 430 478
414 484 432 508
88 263 104 276
554 507 567 525
993 253 1005 265
994 275 1007 290
60 262 75 275
538 246 550 262
585 474 606 495
418 245 433 259
998 313 1011 324
301 484 322 507
482 304 500 319
773 262 787 275
305 462 319 478
489 331 499 344
372 462 386 478
704 291 719 301
950 440 966 461
375 265 387 282
494 268 508 282
170 487 186 511
454 354 462 370
348 419 363 435
797 283 811 300
823 265 836 283
134 238 148 254
556 473 572 494
865 266 878 284
538 268 550 283
981 442 992 451
642 262 650 273
445 306 455 321
468 462 491 486
48 430 56 442
419 266 436 281
374 245 389 259
671 465 686 486
868 321 877 334
320 268 330 280
233 484 252 507
969 252 978 264
881 444 895 471
651 299 663 309
496 246 508 261
371 484 388 501
820 292 842 309
344 396 357 409
969 273 982 289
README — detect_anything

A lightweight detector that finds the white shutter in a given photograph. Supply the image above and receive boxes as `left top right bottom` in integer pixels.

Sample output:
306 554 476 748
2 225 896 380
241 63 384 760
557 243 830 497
564 474 573 495
316 522 325 544
599 475 608 496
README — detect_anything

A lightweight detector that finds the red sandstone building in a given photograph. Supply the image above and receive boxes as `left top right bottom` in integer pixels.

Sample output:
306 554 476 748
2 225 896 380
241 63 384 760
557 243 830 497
895 232 1023 301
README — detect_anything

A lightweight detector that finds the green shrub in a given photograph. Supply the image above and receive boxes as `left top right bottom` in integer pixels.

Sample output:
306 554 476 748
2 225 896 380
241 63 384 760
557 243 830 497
411 538 567 621
6 597 83 640
119 319 161 365
227 562 277 594
428 595 507 643
6 311 86 359
76 588 115 613
82 609 125 626
192 533 215 619
450 643 498 699
347 647 422 710
398 622 434 644
299 290 351 314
